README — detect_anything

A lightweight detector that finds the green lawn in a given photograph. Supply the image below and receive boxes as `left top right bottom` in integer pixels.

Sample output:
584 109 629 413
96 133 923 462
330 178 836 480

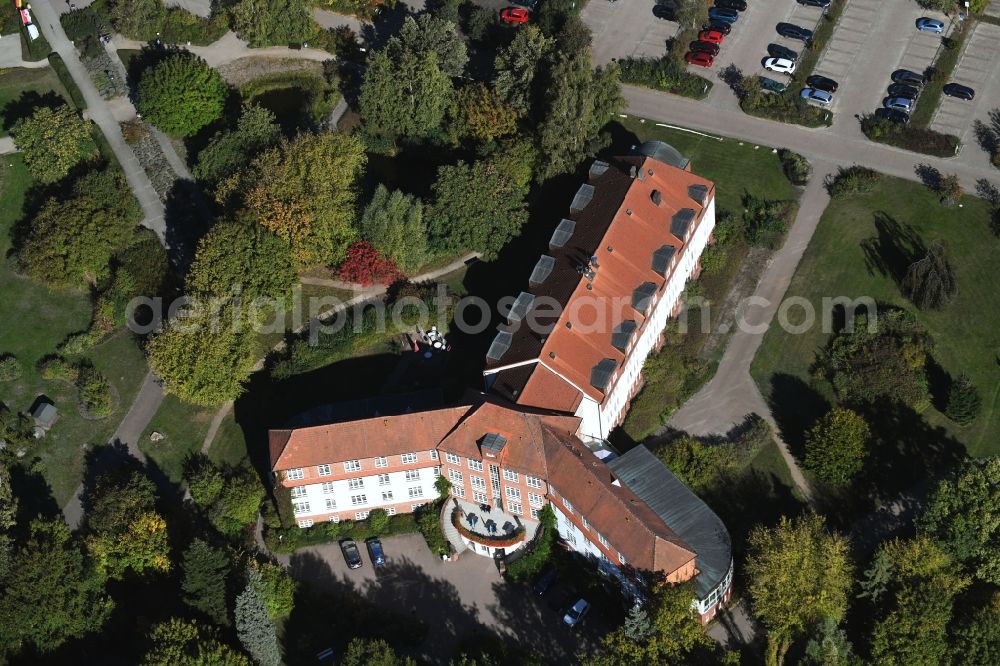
0 67 75 135
207 411 249 467
138 394 216 482
751 176 1000 457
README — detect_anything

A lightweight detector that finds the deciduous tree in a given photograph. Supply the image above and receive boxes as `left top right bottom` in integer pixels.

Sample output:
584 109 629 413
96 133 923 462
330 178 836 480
359 49 453 145
948 591 1000 666
180 539 232 626
358 185 427 273
87 511 171 579
341 638 416 666
230 0 314 47
186 220 296 302
493 25 552 115
109 0 166 40
388 14 468 78
141 617 249 666
746 514 852 666
11 104 92 183
138 53 227 137
249 559 296 620
448 82 519 144
803 407 870 486
194 105 281 185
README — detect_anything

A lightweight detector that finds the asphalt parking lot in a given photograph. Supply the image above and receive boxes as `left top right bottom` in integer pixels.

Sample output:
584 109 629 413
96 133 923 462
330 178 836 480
582 1 680 65
931 20 1000 145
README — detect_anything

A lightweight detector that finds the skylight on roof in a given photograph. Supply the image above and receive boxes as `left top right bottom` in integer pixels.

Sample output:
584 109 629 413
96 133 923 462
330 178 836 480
550 219 576 248
486 330 512 362
589 160 610 179
570 184 595 214
632 282 657 313
611 320 637 352
508 292 534 322
671 208 696 239
481 432 507 456
590 358 618 391
529 255 556 285
651 245 676 274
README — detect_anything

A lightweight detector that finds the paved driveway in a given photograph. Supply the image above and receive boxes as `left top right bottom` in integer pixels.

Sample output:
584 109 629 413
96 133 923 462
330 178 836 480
931 20 1000 150
285 533 601 663
582 0 679 65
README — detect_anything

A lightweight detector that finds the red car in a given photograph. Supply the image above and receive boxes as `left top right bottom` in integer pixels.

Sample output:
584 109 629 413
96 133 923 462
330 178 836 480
698 29 725 44
685 51 714 68
500 7 530 24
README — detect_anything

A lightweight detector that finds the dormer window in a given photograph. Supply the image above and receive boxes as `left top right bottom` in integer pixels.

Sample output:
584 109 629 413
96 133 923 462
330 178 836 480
652 245 676 274
590 358 617 391
671 208 696 239
632 282 657 313
611 320 637 352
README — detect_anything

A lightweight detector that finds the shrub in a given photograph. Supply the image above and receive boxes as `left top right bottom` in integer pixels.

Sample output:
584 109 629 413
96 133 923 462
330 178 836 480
506 505 557 581
803 407 870 486
61 6 107 40
902 240 957 310
739 84 832 128
416 502 449 556
337 241 403 286
825 165 881 198
778 149 812 185
38 356 80 382
742 195 794 248
368 508 390 535
76 362 113 417
860 115 959 157
617 54 712 100
0 354 23 382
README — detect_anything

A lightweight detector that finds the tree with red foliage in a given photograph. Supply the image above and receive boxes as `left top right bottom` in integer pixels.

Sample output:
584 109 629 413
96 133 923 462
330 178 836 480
338 242 403 287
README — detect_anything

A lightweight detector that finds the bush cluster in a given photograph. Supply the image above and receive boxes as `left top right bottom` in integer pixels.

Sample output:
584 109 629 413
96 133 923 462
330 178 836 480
0 355 23 382
825 165 881 198
860 115 959 157
505 505 556 581
617 54 712 100
778 149 812 185
77 362 113 417
743 195 795 249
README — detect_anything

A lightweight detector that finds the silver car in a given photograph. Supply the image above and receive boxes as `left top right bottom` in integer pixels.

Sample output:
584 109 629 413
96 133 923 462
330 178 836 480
916 17 945 34
563 598 590 627
883 96 914 112
800 88 833 106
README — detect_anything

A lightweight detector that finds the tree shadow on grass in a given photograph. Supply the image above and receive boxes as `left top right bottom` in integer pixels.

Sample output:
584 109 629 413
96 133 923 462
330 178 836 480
1 90 66 130
162 178 214 272
766 373 830 461
860 211 925 285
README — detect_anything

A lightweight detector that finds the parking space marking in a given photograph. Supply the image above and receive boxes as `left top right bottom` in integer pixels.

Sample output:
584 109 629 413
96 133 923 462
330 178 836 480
582 1 680 65
931 21 1000 144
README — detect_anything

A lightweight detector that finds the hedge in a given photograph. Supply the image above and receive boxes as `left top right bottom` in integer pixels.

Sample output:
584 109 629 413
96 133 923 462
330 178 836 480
910 20 971 128
618 54 712 100
825 165 881 199
48 54 88 110
265 510 421 553
860 114 960 157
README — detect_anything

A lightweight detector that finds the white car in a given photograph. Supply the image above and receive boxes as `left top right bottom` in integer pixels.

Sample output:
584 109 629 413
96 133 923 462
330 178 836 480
800 87 833 106
563 598 590 627
764 57 796 75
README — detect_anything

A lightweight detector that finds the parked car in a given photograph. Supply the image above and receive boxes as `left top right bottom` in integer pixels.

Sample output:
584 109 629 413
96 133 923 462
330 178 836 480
563 598 591 627
705 19 732 34
760 76 787 94
797 0 830 6
715 0 747 11
708 7 740 23
653 4 674 19
691 40 721 56
887 83 920 99
943 82 975 100
685 51 715 67
883 96 915 112
698 29 726 43
806 74 838 93
776 22 813 43
366 538 386 567
533 567 558 596
891 69 925 86
763 57 796 75
800 87 833 106
500 7 530 24
768 43 798 61
875 107 910 124
340 539 363 569
916 17 945 34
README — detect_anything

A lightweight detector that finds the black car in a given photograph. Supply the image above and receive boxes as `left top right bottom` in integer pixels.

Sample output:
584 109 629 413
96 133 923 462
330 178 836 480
340 539 363 569
874 108 910 124
652 4 674 19
943 82 975 100
705 19 732 35
806 74 838 93
715 0 747 10
691 40 721 56
887 83 920 99
767 43 798 61
797 0 831 6
891 69 925 86
533 567 558 596
776 22 813 43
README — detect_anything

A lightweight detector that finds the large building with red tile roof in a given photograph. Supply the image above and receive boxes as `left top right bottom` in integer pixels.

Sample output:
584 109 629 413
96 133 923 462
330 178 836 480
483 145 716 442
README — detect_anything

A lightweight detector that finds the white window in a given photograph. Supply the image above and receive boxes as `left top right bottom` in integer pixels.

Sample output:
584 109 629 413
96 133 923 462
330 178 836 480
328 516 340 523
348 478 364 490
470 476 486 490
468 459 483 472
375 456 389 468
453 486 466 498
448 469 463 484
430 450 438 461
401 452 418 465
356 511 369 520
325 498 337 510
351 494 367 506
405 469 420 482
378 473 390 486
317 464 331 476
408 487 424 499
382 490 394 502
530 507 540 519
290 486 307 499
473 491 488 503
433 466 441 478
619 553 626 565
528 493 544 506
298 519 313 528
503 469 519 483
508 501 522 515
505 487 521 501
526 475 542 489
293 500 310 515
321 482 335 494
564 498 574 514
286 468 304 481
582 517 590 531
598 533 609 547
446 452 461 465
386 507 396 516
411 503 426 511
344 460 361 472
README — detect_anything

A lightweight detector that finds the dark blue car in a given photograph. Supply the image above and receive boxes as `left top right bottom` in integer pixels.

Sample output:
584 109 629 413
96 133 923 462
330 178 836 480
367 538 386 567
708 7 739 23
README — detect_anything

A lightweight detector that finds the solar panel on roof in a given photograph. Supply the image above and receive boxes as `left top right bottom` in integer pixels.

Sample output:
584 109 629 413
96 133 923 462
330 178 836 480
570 184 595 214
508 292 534 322
688 184 709 205
632 282 657 313
550 219 576 248
651 245 676 274
589 160 610 179
611 320 637 352
671 208 696 239
528 255 556 285
486 330 512 362
590 358 618 391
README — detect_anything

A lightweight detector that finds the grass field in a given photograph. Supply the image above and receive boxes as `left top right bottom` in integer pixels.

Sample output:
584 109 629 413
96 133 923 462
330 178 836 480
138 395 215 482
0 157 149 504
751 175 1000 458
0 67 75 135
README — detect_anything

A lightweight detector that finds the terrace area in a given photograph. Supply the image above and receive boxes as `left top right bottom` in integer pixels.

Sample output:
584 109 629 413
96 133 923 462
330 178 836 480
443 497 540 558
